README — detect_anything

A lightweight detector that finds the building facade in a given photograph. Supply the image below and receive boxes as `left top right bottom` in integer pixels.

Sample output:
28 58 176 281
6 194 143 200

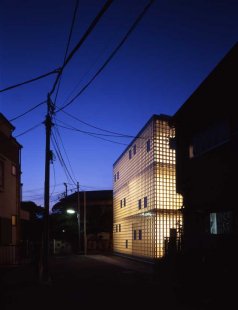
0 113 22 263
51 190 113 254
172 42 238 260
113 114 183 261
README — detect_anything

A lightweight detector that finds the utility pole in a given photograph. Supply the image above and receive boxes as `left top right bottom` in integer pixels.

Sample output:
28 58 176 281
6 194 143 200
77 182 81 253
42 93 54 282
84 191 87 255
63 182 68 197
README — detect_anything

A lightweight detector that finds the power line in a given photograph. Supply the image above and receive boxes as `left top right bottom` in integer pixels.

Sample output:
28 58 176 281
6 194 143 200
15 122 42 138
0 68 60 93
23 183 64 193
61 32 116 106
9 100 46 122
54 121 128 146
60 110 139 137
56 0 155 113
55 118 135 138
53 0 80 105
51 130 77 186
49 0 114 96
53 118 77 183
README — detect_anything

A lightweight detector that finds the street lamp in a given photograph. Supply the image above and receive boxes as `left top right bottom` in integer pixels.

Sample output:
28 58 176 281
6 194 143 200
66 208 80 253
66 209 75 214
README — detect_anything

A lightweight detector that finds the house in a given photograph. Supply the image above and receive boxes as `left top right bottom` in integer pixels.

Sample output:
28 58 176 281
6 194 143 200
113 114 183 262
51 190 113 254
0 113 24 264
172 43 238 264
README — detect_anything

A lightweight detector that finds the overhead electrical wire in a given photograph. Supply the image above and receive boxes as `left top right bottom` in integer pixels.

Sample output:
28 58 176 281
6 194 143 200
61 32 116 106
56 0 155 113
49 0 114 96
54 119 128 145
0 68 60 93
15 122 42 138
22 183 65 193
53 118 78 183
53 0 80 105
5 0 154 142
9 100 46 122
51 130 77 186
55 118 132 138
60 109 138 137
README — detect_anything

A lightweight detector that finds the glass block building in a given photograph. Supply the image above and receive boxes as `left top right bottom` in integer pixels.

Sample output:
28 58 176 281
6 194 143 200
113 114 183 260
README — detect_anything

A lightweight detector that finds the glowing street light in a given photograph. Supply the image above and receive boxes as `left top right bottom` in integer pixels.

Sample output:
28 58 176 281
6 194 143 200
66 206 80 253
66 209 75 214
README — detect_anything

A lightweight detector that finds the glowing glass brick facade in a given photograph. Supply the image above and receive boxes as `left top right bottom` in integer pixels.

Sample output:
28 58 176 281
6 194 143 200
113 114 183 260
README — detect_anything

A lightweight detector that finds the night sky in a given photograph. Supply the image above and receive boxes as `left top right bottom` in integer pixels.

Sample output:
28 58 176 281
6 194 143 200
0 0 237 209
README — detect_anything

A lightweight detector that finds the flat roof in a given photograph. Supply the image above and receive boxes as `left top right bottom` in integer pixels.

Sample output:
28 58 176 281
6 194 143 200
113 114 171 167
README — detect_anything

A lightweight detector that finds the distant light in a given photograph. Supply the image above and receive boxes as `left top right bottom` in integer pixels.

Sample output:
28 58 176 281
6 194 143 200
66 209 76 214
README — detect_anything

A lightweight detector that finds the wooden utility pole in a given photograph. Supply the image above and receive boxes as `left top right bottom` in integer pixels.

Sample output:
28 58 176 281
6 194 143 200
77 182 81 253
64 182 68 197
84 191 87 255
42 94 54 282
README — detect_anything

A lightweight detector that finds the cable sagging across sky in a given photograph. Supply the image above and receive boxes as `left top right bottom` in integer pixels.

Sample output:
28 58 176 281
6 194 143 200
55 0 155 112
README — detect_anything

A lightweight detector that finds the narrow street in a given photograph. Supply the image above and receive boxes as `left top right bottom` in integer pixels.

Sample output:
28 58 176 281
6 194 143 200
1 254 233 310
1 254 184 310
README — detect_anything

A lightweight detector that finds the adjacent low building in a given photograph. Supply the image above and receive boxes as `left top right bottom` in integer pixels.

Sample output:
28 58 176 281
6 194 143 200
51 190 113 254
172 42 238 262
113 114 183 261
0 113 23 264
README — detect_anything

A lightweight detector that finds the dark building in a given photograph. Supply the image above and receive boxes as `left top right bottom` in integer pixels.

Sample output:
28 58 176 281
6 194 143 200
0 113 24 264
172 42 238 265
51 190 113 254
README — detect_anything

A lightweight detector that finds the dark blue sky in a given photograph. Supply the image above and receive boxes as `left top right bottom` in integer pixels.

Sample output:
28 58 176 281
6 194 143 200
0 0 237 208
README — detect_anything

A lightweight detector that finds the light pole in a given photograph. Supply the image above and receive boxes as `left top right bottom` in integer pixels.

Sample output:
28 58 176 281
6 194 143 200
66 207 80 254
83 191 87 255
77 182 80 253
66 183 81 254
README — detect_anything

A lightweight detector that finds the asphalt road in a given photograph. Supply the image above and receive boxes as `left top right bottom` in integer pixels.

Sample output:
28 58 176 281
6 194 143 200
0 254 231 310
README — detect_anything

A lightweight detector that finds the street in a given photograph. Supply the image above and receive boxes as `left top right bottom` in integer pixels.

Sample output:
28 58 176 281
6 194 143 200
0 254 231 310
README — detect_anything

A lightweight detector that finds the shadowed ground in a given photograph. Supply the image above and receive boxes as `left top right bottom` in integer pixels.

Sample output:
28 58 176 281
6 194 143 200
0 254 234 310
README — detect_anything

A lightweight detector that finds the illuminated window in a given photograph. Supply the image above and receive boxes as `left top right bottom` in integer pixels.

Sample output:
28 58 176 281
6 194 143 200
11 164 16 176
11 215 17 226
210 211 232 234
138 199 141 210
189 145 194 158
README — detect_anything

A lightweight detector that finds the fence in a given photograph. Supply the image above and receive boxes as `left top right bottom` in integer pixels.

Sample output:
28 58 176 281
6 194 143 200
0 244 30 265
